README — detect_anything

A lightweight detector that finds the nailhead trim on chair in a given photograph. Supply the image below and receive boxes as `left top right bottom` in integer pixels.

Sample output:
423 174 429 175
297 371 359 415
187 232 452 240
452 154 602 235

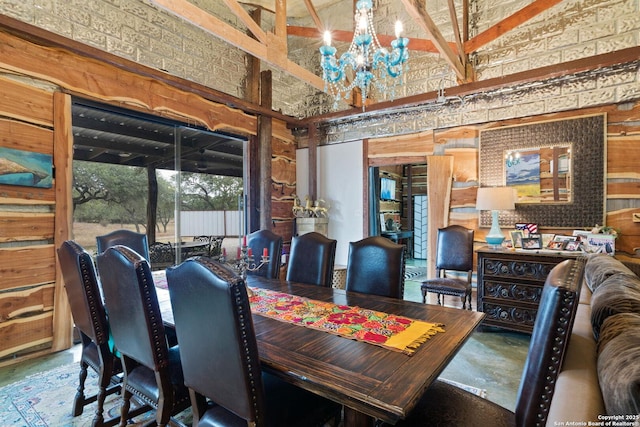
118 246 169 368
532 258 584 426
69 240 109 345
196 256 264 423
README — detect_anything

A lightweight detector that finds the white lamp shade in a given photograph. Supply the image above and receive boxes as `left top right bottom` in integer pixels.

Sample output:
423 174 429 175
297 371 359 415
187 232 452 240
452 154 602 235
476 187 517 211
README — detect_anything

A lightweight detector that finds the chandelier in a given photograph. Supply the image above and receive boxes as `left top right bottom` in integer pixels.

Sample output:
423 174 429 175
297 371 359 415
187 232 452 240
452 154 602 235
505 151 521 168
319 0 409 110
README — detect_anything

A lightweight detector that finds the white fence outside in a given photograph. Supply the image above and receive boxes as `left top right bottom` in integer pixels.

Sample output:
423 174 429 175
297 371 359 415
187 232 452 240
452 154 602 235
179 210 243 237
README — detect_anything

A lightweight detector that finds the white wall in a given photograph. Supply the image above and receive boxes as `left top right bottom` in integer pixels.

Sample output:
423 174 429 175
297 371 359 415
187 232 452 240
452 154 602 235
297 141 364 265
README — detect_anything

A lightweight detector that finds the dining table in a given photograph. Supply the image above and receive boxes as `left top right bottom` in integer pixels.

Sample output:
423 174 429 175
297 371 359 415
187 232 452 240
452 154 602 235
155 273 485 426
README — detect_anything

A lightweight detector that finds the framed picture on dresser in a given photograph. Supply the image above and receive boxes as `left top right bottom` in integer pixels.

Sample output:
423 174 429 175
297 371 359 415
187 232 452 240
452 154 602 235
522 235 542 250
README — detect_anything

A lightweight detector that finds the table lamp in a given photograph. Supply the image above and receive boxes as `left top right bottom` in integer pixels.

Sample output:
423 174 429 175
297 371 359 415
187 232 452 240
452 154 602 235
476 187 517 248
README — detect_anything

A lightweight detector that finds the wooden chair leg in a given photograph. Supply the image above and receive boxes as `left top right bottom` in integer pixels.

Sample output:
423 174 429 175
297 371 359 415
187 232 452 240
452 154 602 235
73 361 89 416
118 389 132 427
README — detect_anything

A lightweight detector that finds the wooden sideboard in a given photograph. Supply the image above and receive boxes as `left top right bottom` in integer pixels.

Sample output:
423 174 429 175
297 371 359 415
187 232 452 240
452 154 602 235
476 247 582 334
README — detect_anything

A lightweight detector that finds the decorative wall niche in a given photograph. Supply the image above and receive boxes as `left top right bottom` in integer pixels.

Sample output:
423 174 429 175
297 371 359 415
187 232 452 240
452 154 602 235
479 114 606 228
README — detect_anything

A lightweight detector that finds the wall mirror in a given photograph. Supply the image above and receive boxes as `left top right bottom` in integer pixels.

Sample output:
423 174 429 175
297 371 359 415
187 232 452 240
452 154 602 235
479 114 605 228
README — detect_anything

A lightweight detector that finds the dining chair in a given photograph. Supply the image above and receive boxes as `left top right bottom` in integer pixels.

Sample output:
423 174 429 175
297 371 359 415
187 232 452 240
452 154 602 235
345 236 405 299
286 231 337 287
148 241 175 270
247 229 283 279
56 240 122 427
96 229 149 261
165 257 342 427
96 245 190 427
389 258 584 427
191 235 212 256
420 225 475 310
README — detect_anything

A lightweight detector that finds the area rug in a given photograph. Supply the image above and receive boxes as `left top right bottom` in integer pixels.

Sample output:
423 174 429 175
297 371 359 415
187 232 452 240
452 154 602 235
404 265 427 281
0 363 191 427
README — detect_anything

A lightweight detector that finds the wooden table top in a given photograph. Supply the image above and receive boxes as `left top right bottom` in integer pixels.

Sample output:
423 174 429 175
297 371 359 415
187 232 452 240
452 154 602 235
157 275 485 426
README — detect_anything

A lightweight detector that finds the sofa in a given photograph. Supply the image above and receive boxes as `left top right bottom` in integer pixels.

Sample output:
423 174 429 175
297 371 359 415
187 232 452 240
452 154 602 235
547 254 640 425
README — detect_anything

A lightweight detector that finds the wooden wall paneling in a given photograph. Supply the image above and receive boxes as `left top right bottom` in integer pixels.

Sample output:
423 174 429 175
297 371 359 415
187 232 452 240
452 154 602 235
0 212 54 242
443 147 478 182
0 76 54 127
450 186 478 209
606 208 640 254
0 73 57 362
0 85 55 202
0 312 54 359
368 130 434 158
259 71 272 230
0 284 55 323
426 155 453 279
271 156 296 185
0 246 56 291
52 91 73 351
271 130 295 246
607 135 640 179
0 31 257 137
0 117 53 152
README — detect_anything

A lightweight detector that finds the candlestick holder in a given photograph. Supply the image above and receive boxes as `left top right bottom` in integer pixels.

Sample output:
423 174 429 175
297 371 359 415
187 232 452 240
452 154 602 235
218 244 270 281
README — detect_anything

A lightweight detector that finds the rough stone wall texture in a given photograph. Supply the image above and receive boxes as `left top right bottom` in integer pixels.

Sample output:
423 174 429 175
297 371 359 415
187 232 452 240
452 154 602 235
0 0 638 130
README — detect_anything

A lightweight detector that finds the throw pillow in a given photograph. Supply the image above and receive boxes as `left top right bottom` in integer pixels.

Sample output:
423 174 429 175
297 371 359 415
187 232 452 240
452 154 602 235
597 314 640 416
590 273 640 340
584 254 635 293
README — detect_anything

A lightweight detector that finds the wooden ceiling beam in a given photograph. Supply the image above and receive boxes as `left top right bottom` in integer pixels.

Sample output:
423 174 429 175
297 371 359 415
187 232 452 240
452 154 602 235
465 0 565 53
150 0 324 91
223 0 268 44
303 0 324 30
286 26 456 54
401 0 467 82
447 0 466 68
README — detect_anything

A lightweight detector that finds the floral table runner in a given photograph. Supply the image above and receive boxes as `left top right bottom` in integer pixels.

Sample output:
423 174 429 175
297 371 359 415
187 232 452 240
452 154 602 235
249 287 445 355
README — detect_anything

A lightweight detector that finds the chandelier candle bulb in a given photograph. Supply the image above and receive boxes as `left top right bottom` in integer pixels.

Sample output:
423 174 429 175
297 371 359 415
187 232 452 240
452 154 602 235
323 31 331 46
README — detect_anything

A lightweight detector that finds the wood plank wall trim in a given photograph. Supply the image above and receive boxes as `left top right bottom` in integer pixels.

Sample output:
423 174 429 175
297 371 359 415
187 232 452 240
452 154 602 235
52 91 73 352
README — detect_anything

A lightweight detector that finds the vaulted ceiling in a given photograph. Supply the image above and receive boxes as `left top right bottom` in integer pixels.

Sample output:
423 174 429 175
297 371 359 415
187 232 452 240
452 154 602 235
150 0 565 94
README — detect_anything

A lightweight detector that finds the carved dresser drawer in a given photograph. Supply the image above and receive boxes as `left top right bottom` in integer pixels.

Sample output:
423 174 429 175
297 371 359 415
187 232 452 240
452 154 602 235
476 247 580 333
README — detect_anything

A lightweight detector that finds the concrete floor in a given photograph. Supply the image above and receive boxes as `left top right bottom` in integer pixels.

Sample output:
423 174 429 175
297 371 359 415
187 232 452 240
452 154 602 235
403 277 530 412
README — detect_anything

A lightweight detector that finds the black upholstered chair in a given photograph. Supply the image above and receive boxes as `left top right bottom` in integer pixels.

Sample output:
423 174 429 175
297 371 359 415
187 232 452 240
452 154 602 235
286 232 337 287
96 229 149 261
247 229 283 279
96 245 189 427
57 240 122 427
389 258 584 427
166 257 342 427
420 225 474 309
345 236 405 299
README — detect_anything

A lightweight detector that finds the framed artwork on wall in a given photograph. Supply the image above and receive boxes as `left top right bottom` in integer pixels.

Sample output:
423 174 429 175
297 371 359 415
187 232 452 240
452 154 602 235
479 114 606 229
0 147 52 188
